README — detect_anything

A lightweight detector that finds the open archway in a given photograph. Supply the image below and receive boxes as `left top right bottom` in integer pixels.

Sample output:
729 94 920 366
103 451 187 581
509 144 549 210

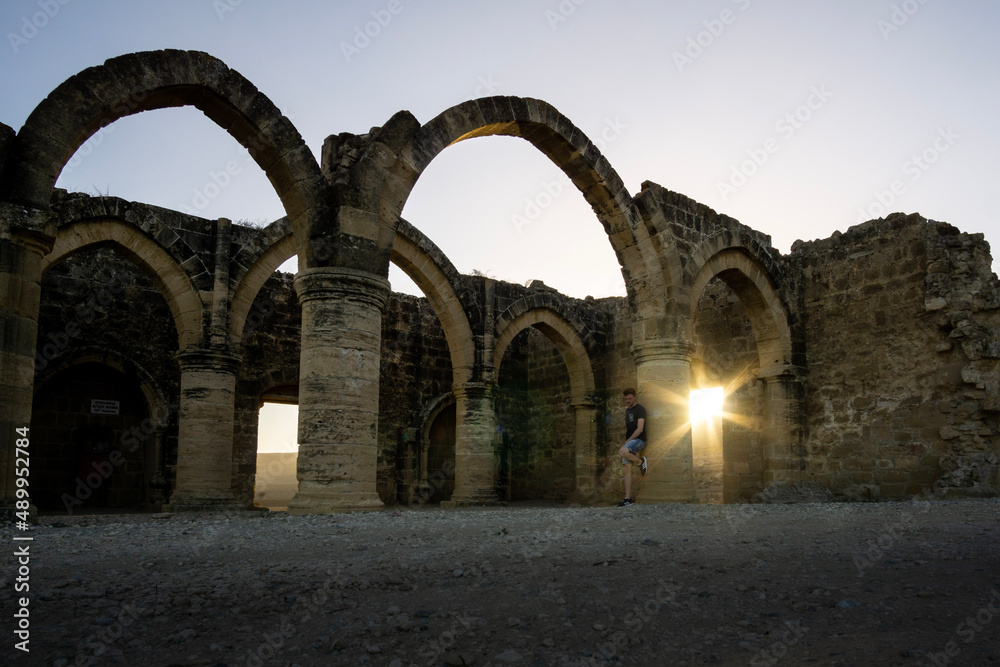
688 248 798 501
1 49 324 236
493 304 597 500
359 97 667 323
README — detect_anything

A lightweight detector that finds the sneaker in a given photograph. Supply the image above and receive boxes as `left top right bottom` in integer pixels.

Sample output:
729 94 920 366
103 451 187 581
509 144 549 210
640 457 648 476
617 498 634 507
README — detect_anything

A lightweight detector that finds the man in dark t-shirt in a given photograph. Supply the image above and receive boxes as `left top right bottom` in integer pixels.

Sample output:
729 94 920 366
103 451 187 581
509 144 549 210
617 387 648 506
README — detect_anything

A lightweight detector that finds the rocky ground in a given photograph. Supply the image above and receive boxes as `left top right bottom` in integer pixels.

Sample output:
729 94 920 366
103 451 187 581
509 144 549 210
2 498 999 667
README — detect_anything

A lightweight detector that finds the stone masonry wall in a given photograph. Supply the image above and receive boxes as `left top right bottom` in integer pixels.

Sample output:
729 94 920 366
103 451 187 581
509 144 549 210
24 207 998 509
378 292 453 504
32 247 181 509
791 214 1000 500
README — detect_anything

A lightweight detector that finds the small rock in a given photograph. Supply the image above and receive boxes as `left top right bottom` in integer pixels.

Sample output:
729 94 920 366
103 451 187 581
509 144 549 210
495 649 523 663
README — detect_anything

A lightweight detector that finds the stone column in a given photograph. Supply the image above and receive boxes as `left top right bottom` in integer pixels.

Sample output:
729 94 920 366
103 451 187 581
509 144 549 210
288 267 388 514
631 339 696 503
760 370 805 485
443 383 500 506
571 400 598 500
166 349 242 509
0 231 51 513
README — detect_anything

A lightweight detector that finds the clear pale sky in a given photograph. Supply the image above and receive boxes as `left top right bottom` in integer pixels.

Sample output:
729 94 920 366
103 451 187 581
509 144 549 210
2 0 997 299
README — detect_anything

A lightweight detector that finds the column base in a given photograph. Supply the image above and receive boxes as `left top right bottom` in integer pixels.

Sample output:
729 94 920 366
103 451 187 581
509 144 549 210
286 483 384 514
163 490 243 512
440 488 502 507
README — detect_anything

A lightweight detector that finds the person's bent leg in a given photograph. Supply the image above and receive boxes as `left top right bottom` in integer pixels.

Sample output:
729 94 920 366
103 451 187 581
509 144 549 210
619 442 642 465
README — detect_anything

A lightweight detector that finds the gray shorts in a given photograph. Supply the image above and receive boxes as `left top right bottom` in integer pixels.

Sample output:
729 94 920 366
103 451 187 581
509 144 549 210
622 438 646 464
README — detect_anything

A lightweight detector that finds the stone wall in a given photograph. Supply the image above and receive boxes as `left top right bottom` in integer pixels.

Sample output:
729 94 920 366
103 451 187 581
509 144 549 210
497 326 576 501
377 291 453 503
23 209 999 509
33 247 180 509
791 214 1000 499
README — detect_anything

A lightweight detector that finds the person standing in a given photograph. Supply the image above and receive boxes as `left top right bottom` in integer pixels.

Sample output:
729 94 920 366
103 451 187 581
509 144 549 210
617 388 648 506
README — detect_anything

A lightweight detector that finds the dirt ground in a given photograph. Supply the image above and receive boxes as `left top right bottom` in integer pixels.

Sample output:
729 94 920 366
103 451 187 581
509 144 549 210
2 498 999 667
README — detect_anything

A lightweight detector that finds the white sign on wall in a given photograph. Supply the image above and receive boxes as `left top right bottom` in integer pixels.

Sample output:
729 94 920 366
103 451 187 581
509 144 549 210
90 399 120 415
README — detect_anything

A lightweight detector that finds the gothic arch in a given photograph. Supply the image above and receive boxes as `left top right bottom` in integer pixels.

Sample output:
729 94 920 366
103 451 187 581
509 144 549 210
33 345 169 420
41 218 202 349
493 304 595 405
689 247 793 378
0 49 324 239
230 220 478 385
362 97 667 322
229 222 295 346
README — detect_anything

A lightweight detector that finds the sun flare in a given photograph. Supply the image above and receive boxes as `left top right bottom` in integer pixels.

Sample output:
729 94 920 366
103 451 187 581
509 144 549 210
689 387 724 424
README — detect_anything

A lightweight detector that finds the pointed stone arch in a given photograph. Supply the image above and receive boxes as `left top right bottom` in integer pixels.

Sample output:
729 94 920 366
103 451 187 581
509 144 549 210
0 49 324 242
689 248 793 377
493 300 595 404
230 219 478 384
492 303 599 494
688 247 803 493
41 218 203 349
357 97 667 324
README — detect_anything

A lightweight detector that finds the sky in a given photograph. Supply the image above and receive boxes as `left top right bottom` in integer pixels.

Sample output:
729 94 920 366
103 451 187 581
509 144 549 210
2 0 997 303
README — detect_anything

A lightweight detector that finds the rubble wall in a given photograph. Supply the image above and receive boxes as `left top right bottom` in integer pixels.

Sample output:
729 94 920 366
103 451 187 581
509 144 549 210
791 215 1000 499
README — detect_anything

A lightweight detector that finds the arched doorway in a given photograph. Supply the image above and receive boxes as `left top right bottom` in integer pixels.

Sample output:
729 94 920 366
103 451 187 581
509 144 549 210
32 362 155 511
496 327 577 501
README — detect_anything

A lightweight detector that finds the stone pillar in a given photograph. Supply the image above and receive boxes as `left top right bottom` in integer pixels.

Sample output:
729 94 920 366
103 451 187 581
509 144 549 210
443 383 500 506
166 349 242 509
631 340 696 503
0 231 51 512
288 267 389 514
571 400 598 500
760 370 805 485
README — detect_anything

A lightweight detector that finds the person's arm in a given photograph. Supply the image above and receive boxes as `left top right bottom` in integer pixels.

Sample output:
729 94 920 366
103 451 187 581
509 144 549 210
625 417 645 444
630 417 645 442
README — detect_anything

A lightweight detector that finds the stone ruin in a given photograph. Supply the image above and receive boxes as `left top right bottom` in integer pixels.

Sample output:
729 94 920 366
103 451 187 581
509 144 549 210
1 50 997 515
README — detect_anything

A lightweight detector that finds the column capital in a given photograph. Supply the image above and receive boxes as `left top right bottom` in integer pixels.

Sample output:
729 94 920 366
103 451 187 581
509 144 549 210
758 364 807 383
176 348 242 375
630 338 696 364
570 399 597 410
1 202 55 246
293 267 389 309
